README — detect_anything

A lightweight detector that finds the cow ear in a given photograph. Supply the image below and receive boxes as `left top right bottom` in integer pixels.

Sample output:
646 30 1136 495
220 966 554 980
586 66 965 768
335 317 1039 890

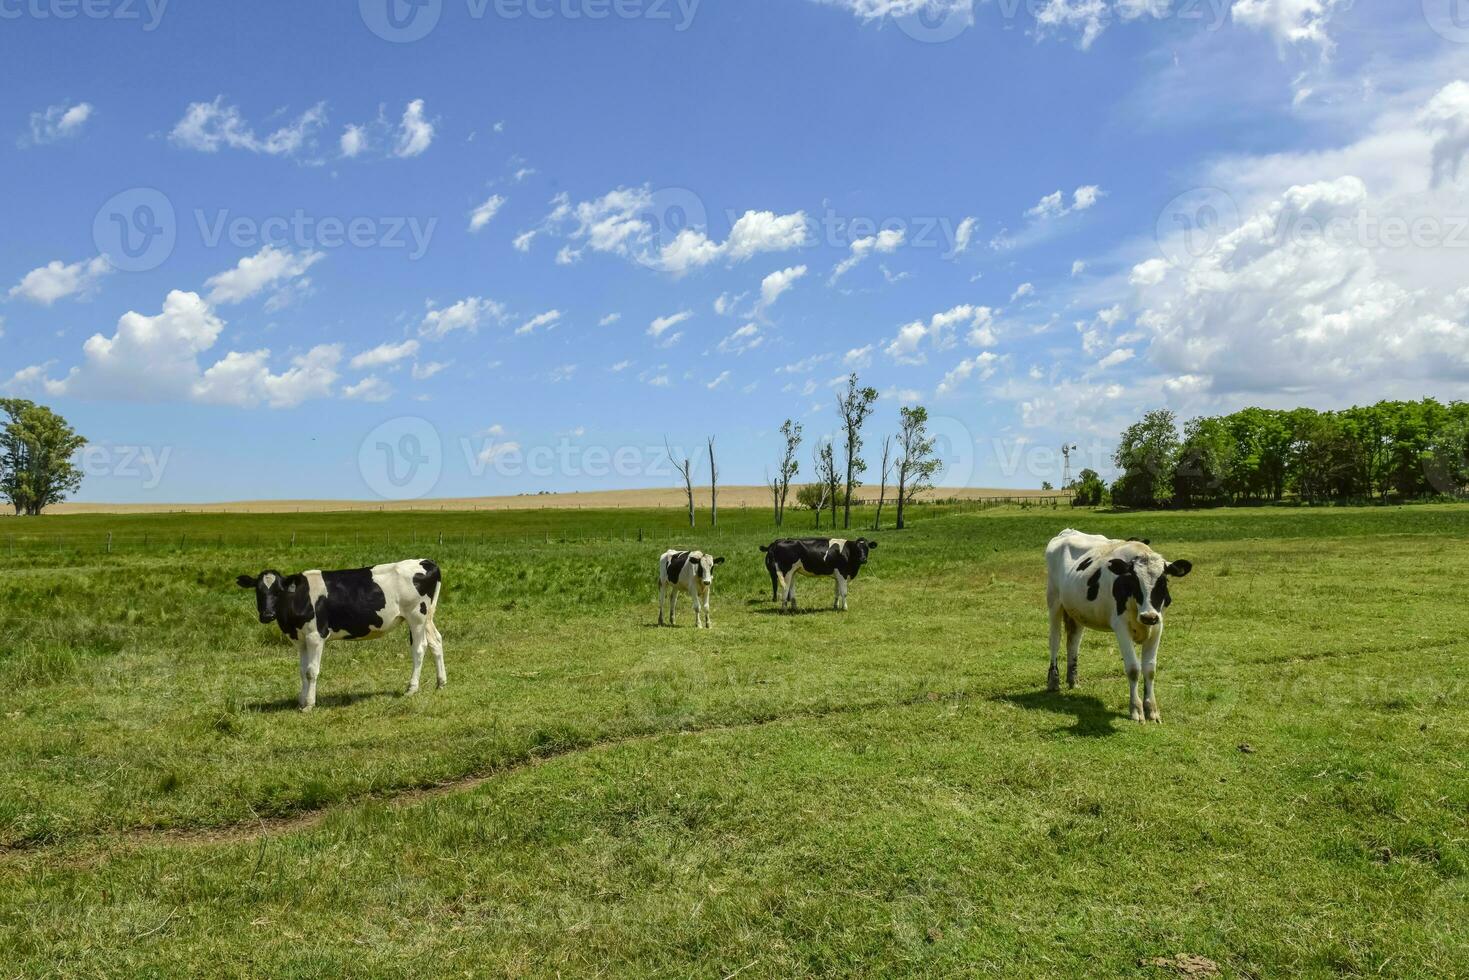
867 540 878 549
236 575 257 589
714 556 725 565
1166 559 1193 578
1107 558 1131 576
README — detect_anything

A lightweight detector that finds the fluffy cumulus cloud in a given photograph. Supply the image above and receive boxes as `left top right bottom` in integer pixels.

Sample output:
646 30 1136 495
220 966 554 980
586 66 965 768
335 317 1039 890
39 290 341 408
342 375 393 402
419 296 506 338
758 265 808 310
203 246 323 306
937 351 1000 396
885 304 995 365
1025 185 1103 220
1231 0 1345 50
538 187 808 274
8 256 110 305
648 310 692 347
1421 81 1469 189
394 99 434 157
830 228 903 284
22 101 93 146
170 98 327 156
350 339 420 370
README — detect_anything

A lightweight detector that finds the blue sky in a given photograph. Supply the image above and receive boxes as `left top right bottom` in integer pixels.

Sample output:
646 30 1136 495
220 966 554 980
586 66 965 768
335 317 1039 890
3 0 1468 502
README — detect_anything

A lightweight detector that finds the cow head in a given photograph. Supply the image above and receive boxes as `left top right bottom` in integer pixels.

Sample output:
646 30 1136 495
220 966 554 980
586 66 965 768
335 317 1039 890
844 538 877 574
1107 551 1192 627
236 571 287 624
695 554 725 589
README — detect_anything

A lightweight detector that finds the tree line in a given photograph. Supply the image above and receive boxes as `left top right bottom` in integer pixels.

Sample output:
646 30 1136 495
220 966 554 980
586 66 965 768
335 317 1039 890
1101 399 1469 509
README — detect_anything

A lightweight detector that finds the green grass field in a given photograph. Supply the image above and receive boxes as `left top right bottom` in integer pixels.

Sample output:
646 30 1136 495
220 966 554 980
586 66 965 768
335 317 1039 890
2 504 1467 977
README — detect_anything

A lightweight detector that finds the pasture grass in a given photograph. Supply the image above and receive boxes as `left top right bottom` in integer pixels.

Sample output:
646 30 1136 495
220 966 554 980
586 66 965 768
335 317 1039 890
1 504 1467 976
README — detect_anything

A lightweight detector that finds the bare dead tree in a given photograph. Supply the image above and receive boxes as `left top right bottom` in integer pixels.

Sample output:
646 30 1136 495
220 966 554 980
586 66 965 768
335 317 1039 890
707 436 718 528
895 406 940 531
666 437 695 528
837 373 879 530
815 439 840 530
873 434 894 531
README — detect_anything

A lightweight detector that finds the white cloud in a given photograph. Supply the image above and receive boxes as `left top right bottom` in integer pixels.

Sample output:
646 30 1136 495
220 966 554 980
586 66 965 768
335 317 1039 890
717 323 763 355
204 246 323 305
1025 185 1104 220
516 310 562 335
469 194 506 232
1421 80 1469 188
170 98 327 156
394 99 434 157
885 304 993 365
649 310 693 339
950 216 978 256
549 364 578 383
758 264 808 310
937 352 1000 396
706 370 731 390
412 361 448 381
350 339 420 370
1096 348 1136 370
599 312 622 326
8 256 110 305
1071 259 1088 277
22 101 93 146
340 124 369 158
193 344 342 409
657 209 810 275
477 440 521 464
1231 0 1344 50
556 246 581 266
830 228 904 284
610 359 633 372
342 375 393 402
513 230 538 252
843 344 874 368
419 297 506 338
777 353 832 374
1010 282 1035 301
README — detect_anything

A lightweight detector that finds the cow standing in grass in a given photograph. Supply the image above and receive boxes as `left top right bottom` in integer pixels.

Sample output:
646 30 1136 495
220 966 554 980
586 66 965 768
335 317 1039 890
761 538 877 613
658 550 725 628
1045 530 1192 723
237 559 445 711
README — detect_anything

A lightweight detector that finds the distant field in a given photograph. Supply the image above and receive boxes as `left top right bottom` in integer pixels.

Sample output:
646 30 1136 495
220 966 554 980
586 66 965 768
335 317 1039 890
2 504 1467 976
36 484 1060 515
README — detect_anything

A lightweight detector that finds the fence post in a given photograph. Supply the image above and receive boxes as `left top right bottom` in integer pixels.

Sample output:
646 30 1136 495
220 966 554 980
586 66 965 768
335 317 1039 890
106 532 113 554
291 531 296 549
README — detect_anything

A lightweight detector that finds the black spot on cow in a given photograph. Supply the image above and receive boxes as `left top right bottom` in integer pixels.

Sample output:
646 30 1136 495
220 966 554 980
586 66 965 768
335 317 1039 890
666 551 692 582
1085 568 1102 601
1112 569 1142 616
1150 575 1172 610
413 560 441 600
1077 557 1093 572
420 601 428 615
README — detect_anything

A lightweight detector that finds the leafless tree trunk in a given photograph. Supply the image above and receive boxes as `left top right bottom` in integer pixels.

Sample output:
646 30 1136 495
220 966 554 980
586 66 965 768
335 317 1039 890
707 436 718 528
837 374 879 530
874 434 893 531
666 437 695 528
775 419 802 529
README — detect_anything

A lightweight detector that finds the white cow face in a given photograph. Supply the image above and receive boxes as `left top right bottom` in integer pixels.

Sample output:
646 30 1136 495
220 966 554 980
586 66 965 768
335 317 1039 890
697 555 725 588
1107 554 1193 626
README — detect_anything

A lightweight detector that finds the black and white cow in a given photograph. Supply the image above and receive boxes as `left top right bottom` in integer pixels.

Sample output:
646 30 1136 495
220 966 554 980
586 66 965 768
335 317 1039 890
658 550 725 628
762 538 828 601
760 538 877 613
236 559 444 711
1045 530 1192 723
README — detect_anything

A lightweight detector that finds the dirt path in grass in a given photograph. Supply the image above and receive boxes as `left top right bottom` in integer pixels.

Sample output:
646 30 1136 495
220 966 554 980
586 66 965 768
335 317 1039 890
1 691 971 864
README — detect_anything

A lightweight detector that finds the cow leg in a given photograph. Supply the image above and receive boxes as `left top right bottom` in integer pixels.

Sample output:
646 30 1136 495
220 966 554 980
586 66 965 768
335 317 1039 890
1142 630 1163 723
783 572 797 613
406 622 427 696
1113 627 1144 722
834 571 848 611
429 621 447 690
658 580 667 626
1065 615 1082 689
689 586 703 629
769 565 779 603
669 588 677 626
1047 602 1064 692
701 591 712 629
298 635 324 712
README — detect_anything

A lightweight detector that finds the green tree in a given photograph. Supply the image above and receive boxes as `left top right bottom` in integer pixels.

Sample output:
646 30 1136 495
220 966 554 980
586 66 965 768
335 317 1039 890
1173 416 1234 508
0 399 88 516
894 405 941 530
1111 409 1179 509
836 374 879 530
1071 468 1106 507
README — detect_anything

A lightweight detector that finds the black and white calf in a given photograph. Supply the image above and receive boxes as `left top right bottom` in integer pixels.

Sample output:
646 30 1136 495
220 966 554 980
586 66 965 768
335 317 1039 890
658 550 725 628
760 538 877 612
1045 530 1192 723
237 559 444 711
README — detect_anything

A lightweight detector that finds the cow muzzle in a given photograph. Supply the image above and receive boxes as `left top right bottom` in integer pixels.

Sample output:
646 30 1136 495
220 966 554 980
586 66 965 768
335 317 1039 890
1138 612 1160 627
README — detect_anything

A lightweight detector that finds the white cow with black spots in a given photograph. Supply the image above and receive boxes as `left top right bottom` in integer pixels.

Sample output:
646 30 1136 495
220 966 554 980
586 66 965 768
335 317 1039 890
1045 530 1193 723
657 550 724 628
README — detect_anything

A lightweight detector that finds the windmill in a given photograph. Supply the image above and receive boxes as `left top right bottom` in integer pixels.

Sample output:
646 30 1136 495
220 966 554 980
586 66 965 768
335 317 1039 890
1061 443 1079 489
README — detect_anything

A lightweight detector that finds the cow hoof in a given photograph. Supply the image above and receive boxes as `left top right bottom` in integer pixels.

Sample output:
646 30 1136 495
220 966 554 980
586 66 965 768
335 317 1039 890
406 685 420 697
1046 670 1060 692
1150 715 1164 724
300 704 313 713
436 680 447 691
1131 707 1145 723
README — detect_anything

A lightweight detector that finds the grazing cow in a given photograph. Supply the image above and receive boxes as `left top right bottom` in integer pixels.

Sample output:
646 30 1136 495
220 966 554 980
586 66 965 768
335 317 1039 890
761 538 877 613
658 550 725 628
1044 530 1192 723
236 559 444 711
